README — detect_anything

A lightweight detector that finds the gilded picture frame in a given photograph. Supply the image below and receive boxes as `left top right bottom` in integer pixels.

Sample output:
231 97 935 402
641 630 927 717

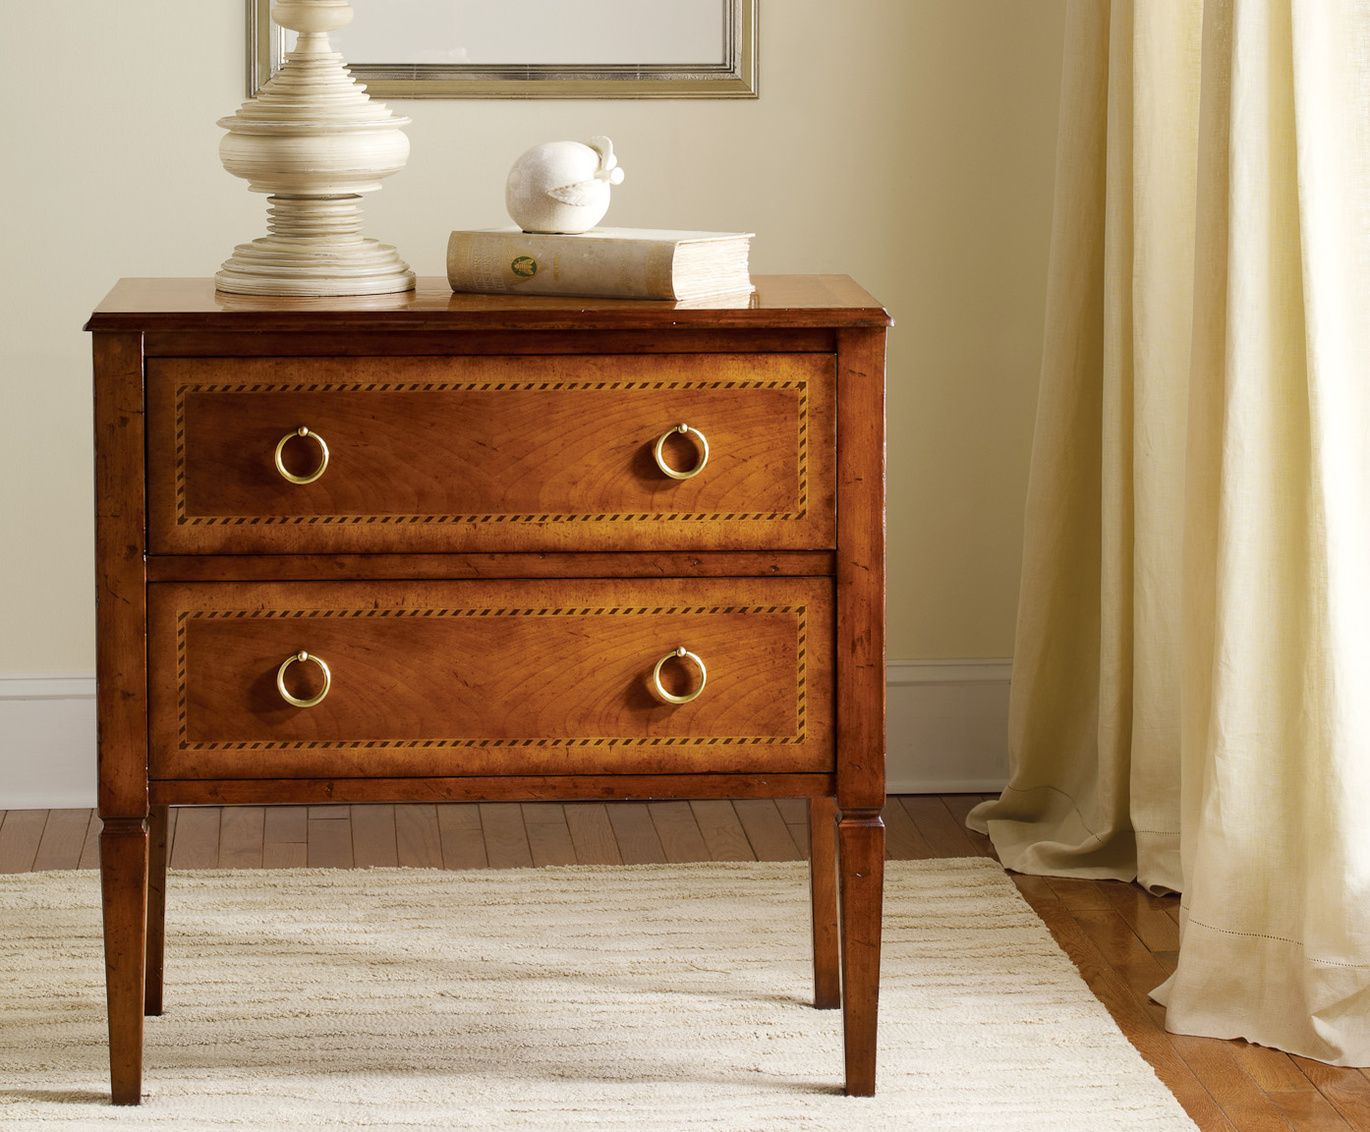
248 1 758 99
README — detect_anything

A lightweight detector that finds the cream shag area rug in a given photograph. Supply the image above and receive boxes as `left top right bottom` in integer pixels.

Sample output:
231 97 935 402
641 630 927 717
0 858 1194 1131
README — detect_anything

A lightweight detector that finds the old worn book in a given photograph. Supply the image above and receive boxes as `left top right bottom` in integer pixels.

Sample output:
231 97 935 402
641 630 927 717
447 227 754 301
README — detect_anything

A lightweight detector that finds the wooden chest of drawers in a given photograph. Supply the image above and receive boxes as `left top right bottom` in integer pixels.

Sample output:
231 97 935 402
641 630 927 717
87 275 889 1105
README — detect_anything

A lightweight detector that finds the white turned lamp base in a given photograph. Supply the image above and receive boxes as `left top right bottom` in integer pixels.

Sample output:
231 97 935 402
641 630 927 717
216 195 414 297
216 1 413 298
216 241 415 297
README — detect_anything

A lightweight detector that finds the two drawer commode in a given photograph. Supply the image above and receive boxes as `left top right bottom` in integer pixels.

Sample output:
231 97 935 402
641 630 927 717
87 275 890 1104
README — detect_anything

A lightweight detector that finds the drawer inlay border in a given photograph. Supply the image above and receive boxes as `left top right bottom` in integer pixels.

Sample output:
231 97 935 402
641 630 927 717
175 603 808 751
173 378 811 526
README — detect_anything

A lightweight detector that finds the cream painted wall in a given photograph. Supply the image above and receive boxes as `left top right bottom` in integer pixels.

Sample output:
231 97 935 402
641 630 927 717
0 0 1064 676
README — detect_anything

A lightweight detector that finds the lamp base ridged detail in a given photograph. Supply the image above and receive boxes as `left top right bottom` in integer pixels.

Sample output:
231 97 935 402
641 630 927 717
216 196 414 297
215 245 415 297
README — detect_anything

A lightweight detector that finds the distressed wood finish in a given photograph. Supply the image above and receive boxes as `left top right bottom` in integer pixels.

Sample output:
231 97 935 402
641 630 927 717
93 333 150 820
93 333 152 1104
832 327 887 1094
149 773 837 806
809 795 841 1009
835 328 887 812
148 578 833 780
147 551 836 582
141 328 837 359
838 811 886 1096
88 275 889 1103
146 353 833 555
87 275 890 333
100 818 149 1105
144 805 169 1017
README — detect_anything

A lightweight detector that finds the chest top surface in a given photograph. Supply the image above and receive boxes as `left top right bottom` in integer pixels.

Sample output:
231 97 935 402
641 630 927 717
85 274 891 333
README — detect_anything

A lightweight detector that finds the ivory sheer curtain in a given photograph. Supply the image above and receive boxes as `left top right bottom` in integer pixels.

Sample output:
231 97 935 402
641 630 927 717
969 0 1370 1063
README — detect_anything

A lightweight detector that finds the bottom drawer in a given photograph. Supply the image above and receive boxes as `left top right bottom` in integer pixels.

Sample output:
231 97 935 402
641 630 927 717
148 577 833 780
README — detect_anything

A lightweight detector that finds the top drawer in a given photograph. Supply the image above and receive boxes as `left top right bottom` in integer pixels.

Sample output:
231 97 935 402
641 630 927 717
146 354 834 555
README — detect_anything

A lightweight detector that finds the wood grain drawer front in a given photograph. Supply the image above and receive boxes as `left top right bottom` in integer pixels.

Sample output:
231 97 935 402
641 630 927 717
146 354 834 554
148 578 833 780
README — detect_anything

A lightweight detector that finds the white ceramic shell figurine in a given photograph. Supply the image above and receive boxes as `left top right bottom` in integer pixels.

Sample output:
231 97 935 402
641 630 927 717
506 136 626 234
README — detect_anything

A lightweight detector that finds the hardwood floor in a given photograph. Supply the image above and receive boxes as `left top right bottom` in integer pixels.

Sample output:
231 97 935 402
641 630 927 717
3 798 1365 1130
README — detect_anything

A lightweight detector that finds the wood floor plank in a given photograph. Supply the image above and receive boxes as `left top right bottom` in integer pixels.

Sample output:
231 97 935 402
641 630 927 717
563 803 622 866
733 799 803 861
219 807 265 868
1104 882 1182 952
263 840 307 868
262 805 308 867
437 803 482 832
648 801 709 863
881 797 933 860
0 810 48 873
523 804 578 866
1151 949 1180 978
32 809 93 872
1044 875 1119 912
264 806 307 846
350 805 399 867
1228 1044 1313 1095
1231 1045 1350 1129
437 804 488 870
689 800 754 861
606 803 666 865
79 812 102 869
1292 1058 1370 1128
1264 1088 1352 1130
940 794 997 859
900 794 980 858
1010 873 1059 903
777 795 810 854
1171 1036 1298 1132
169 807 221 870
308 805 350 821
479 803 533 869
395 804 443 868
307 813 353 868
1071 908 1169 1017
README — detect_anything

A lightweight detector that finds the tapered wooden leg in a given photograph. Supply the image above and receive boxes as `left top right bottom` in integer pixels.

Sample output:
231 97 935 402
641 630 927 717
838 810 884 1097
100 818 149 1105
145 805 169 1016
808 796 841 1009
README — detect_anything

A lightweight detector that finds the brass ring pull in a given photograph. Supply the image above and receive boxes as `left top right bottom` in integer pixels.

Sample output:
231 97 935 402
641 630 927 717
274 426 330 485
650 647 708 705
276 650 331 709
652 423 709 481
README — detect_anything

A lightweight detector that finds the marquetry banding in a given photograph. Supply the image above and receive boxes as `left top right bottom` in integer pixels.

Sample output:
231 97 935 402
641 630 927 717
175 604 807 751
173 378 810 526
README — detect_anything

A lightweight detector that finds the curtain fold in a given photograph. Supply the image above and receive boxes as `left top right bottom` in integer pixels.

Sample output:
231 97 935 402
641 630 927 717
967 0 1199 895
970 0 1370 1063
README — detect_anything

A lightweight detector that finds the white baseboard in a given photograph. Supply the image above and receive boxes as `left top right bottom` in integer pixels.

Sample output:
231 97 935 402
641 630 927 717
0 662 1010 809
0 676 98 809
884 659 1011 794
